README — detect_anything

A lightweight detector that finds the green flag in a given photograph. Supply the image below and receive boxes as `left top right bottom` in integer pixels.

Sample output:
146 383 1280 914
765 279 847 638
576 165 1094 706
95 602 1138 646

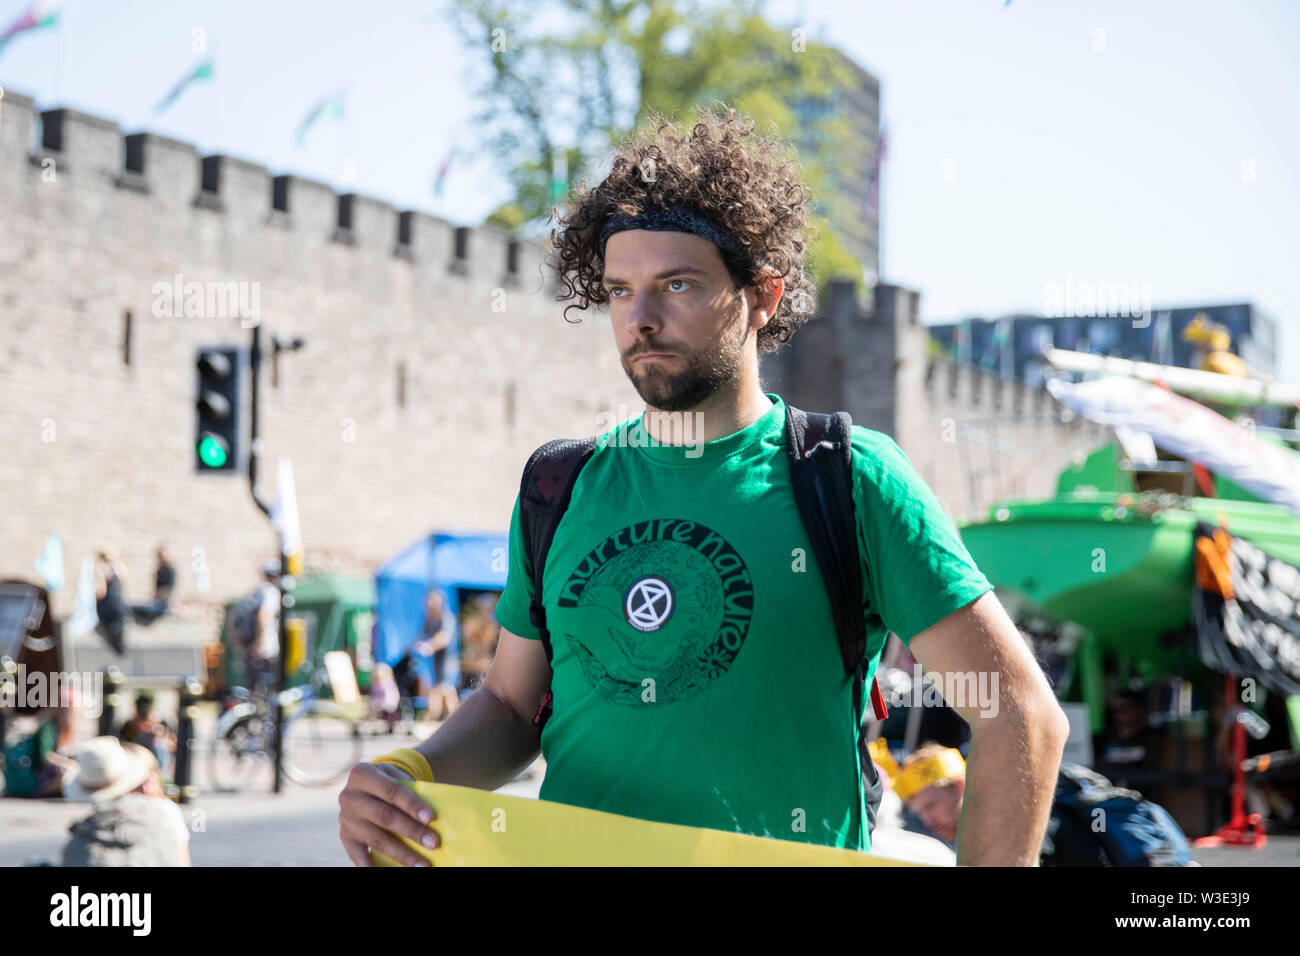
152 56 215 116
547 150 568 206
0 0 59 60
295 87 347 148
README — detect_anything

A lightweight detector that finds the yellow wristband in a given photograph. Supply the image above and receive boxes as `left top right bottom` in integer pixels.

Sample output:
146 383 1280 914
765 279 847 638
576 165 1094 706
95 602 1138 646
371 748 434 783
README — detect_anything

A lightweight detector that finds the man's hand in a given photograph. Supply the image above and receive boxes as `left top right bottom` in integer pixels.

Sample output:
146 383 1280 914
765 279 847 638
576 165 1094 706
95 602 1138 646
336 627 550 867
338 762 439 867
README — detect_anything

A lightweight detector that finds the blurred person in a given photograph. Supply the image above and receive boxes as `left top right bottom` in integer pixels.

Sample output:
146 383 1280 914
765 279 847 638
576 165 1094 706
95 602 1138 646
93 550 129 655
131 544 177 626
864 738 957 866
892 743 968 847
2 701 76 798
338 107 1066 867
390 590 457 719
246 561 282 696
118 691 177 780
424 590 453 686
392 641 428 706
369 662 403 731
1101 686 1155 768
456 592 500 692
62 737 191 866
893 741 1195 866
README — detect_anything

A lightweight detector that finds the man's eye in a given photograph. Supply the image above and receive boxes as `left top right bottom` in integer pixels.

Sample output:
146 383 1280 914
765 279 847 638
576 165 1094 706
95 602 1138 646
608 287 626 298
667 279 691 292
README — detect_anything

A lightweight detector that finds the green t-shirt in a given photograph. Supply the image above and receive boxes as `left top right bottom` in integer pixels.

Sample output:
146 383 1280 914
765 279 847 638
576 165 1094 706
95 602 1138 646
495 392 993 851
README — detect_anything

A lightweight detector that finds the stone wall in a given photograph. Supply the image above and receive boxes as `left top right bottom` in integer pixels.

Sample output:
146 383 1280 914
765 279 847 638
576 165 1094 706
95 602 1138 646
0 90 639 617
764 280 1110 524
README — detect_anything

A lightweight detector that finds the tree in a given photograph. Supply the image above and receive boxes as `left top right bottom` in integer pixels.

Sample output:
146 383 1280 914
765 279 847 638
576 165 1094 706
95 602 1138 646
446 0 869 299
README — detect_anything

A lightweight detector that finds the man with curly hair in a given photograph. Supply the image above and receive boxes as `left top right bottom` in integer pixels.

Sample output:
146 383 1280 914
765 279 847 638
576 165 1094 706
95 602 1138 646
340 107 1068 866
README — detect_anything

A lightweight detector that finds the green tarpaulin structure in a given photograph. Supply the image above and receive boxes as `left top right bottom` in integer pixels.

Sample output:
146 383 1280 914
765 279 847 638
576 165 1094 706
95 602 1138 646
220 574 376 692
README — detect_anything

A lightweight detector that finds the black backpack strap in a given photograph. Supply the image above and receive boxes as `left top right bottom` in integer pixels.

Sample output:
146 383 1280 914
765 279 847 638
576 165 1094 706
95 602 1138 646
517 435 599 731
785 403 888 835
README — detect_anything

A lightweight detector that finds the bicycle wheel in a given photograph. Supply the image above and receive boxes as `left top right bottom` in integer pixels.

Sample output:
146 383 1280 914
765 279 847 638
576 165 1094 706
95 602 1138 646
282 702 362 787
207 716 271 792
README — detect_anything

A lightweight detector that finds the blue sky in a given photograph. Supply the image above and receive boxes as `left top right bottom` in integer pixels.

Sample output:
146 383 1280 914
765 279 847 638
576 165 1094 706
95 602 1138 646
2 0 1297 377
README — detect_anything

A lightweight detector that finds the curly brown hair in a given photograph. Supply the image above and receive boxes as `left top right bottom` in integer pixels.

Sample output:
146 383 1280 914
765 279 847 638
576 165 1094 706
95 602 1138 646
549 105 817 356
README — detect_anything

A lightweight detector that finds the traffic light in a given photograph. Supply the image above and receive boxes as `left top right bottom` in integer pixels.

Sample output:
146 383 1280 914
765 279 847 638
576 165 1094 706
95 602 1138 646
194 346 244 473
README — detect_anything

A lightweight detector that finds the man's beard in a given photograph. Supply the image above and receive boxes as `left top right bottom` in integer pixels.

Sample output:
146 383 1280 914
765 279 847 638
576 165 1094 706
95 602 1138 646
621 314 751 412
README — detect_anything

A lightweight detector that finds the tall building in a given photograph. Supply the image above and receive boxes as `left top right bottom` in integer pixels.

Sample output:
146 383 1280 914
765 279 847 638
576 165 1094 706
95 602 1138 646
789 47 883 292
927 304 1280 388
762 281 1108 523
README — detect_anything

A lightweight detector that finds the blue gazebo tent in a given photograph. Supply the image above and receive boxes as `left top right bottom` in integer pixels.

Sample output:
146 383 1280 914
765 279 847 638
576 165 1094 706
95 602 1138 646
373 531 509 690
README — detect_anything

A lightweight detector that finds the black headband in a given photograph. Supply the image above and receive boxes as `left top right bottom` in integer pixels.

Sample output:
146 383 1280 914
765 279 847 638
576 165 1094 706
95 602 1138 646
599 207 743 258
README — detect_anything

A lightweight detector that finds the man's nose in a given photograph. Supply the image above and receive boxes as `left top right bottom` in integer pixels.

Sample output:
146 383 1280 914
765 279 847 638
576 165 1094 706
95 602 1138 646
622 289 663 337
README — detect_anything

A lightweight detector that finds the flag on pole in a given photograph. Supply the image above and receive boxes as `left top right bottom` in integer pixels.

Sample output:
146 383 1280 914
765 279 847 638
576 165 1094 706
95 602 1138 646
547 149 569 207
295 87 347 148
65 555 98 640
954 318 973 365
271 458 303 576
979 320 1006 371
152 55 215 116
433 147 454 198
33 532 64 592
0 0 59 59
864 127 888 224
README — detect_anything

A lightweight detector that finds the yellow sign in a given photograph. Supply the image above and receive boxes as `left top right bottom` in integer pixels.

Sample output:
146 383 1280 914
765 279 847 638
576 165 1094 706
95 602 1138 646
284 617 306 675
372 782 924 867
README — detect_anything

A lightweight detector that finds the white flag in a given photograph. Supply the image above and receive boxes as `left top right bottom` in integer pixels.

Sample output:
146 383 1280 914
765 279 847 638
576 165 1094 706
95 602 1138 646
1048 376 1300 514
33 532 64 592
271 458 303 570
65 555 98 639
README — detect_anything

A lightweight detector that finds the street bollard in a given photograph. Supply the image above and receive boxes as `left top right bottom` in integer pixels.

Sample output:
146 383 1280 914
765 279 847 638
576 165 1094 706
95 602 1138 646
175 676 203 804
0 656 16 752
99 667 124 737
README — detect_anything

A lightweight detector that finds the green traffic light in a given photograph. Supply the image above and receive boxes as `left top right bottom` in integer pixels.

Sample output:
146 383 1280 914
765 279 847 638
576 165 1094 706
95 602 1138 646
198 433 230 468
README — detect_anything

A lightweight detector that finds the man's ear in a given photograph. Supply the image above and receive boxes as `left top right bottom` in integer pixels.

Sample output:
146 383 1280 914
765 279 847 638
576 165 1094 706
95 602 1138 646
748 268 784 328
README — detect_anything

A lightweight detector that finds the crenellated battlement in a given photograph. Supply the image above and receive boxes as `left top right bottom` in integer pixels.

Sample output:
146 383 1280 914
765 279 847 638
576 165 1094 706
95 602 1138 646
923 354 1067 419
0 87 549 288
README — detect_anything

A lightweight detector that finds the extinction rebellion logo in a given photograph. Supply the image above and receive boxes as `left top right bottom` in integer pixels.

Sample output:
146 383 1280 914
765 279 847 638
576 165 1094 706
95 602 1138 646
624 576 675 631
557 519 753 706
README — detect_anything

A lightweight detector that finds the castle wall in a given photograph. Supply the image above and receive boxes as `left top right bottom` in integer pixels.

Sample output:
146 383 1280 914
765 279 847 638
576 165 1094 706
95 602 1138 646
0 91 638 617
766 280 1110 525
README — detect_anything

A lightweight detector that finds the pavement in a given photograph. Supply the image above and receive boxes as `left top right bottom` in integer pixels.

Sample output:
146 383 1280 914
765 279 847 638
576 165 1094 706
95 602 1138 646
3 629 548 867
7 730 1297 866
4 660 1299 866
0 716 543 867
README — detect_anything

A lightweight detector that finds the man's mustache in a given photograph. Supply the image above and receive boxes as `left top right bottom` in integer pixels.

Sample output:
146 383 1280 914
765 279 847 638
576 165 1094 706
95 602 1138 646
623 344 684 361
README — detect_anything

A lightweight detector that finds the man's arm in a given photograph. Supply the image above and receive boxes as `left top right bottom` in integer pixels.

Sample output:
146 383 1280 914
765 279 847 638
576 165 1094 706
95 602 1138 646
338 627 550 866
409 627 550 789
907 590 1069 866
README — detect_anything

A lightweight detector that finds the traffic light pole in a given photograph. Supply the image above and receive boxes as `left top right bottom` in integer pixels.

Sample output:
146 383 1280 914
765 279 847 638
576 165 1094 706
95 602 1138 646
247 324 289 795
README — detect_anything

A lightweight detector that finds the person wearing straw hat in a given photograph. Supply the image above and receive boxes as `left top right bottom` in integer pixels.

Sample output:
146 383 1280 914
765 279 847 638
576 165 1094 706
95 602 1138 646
61 736 191 867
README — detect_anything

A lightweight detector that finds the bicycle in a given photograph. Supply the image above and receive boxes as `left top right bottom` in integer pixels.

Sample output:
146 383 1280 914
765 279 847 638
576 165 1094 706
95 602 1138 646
207 667 361 792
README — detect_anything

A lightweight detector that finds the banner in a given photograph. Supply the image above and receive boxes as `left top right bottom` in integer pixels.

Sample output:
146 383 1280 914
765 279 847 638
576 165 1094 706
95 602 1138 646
1192 520 1300 696
373 782 921 867
1046 376 1300 514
